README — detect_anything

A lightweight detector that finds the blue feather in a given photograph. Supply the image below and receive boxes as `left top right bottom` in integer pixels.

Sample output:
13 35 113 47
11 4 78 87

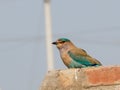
68 51 99 67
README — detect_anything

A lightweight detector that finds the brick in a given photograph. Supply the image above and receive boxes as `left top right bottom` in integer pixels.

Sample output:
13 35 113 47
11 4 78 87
84 66 120 87
40 66 120 90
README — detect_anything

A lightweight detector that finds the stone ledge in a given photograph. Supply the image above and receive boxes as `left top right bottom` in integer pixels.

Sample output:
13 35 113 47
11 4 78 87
40 66 120 90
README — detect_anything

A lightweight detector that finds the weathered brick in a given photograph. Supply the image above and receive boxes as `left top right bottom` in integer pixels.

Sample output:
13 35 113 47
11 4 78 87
40 66 120 90
84 66 120 87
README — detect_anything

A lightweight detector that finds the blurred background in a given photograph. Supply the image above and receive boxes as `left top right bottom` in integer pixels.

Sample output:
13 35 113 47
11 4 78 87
0 0 120 90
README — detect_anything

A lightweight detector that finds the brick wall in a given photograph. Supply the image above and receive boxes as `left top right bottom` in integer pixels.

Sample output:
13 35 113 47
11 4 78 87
40 66 120 90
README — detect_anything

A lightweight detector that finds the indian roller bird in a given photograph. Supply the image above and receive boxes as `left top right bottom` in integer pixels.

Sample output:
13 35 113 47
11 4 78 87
52 38 102 68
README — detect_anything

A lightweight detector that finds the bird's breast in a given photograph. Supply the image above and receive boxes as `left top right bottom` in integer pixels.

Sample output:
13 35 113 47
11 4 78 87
60 50 72 67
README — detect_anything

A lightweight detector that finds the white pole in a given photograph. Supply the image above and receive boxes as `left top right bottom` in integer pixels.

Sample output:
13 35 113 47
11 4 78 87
44 0 54 71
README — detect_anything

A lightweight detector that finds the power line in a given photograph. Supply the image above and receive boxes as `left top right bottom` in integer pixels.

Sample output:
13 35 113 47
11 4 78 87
53 26 120 35
0 37 41 43
0 35 120 46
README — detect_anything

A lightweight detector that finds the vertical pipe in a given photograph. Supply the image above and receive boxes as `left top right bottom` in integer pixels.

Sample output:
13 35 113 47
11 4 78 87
44 0 54 71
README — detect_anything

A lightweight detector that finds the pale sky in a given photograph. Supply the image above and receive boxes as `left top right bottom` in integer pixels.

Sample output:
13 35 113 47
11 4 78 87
0 0 120 90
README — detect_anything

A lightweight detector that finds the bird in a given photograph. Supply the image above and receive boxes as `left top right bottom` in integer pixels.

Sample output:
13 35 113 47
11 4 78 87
52 38 102 68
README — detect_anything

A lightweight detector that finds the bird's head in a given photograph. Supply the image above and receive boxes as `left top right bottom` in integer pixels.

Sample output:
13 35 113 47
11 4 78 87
52 38 71 49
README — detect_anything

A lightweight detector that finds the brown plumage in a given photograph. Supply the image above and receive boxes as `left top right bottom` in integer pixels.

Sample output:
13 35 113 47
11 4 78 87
52 38 102 68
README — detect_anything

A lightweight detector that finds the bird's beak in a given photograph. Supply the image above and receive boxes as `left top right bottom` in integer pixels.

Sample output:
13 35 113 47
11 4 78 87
52 42 57 45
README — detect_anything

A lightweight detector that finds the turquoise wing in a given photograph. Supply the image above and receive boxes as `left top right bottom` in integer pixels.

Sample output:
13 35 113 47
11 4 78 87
68 49 98 66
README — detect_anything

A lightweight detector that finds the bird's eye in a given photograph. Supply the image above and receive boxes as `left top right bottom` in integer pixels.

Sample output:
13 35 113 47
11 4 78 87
62 41 65 43
59 41 65 44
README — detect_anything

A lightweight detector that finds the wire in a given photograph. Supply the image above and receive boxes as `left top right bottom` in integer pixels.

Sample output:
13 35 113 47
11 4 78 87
0 36 41 43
